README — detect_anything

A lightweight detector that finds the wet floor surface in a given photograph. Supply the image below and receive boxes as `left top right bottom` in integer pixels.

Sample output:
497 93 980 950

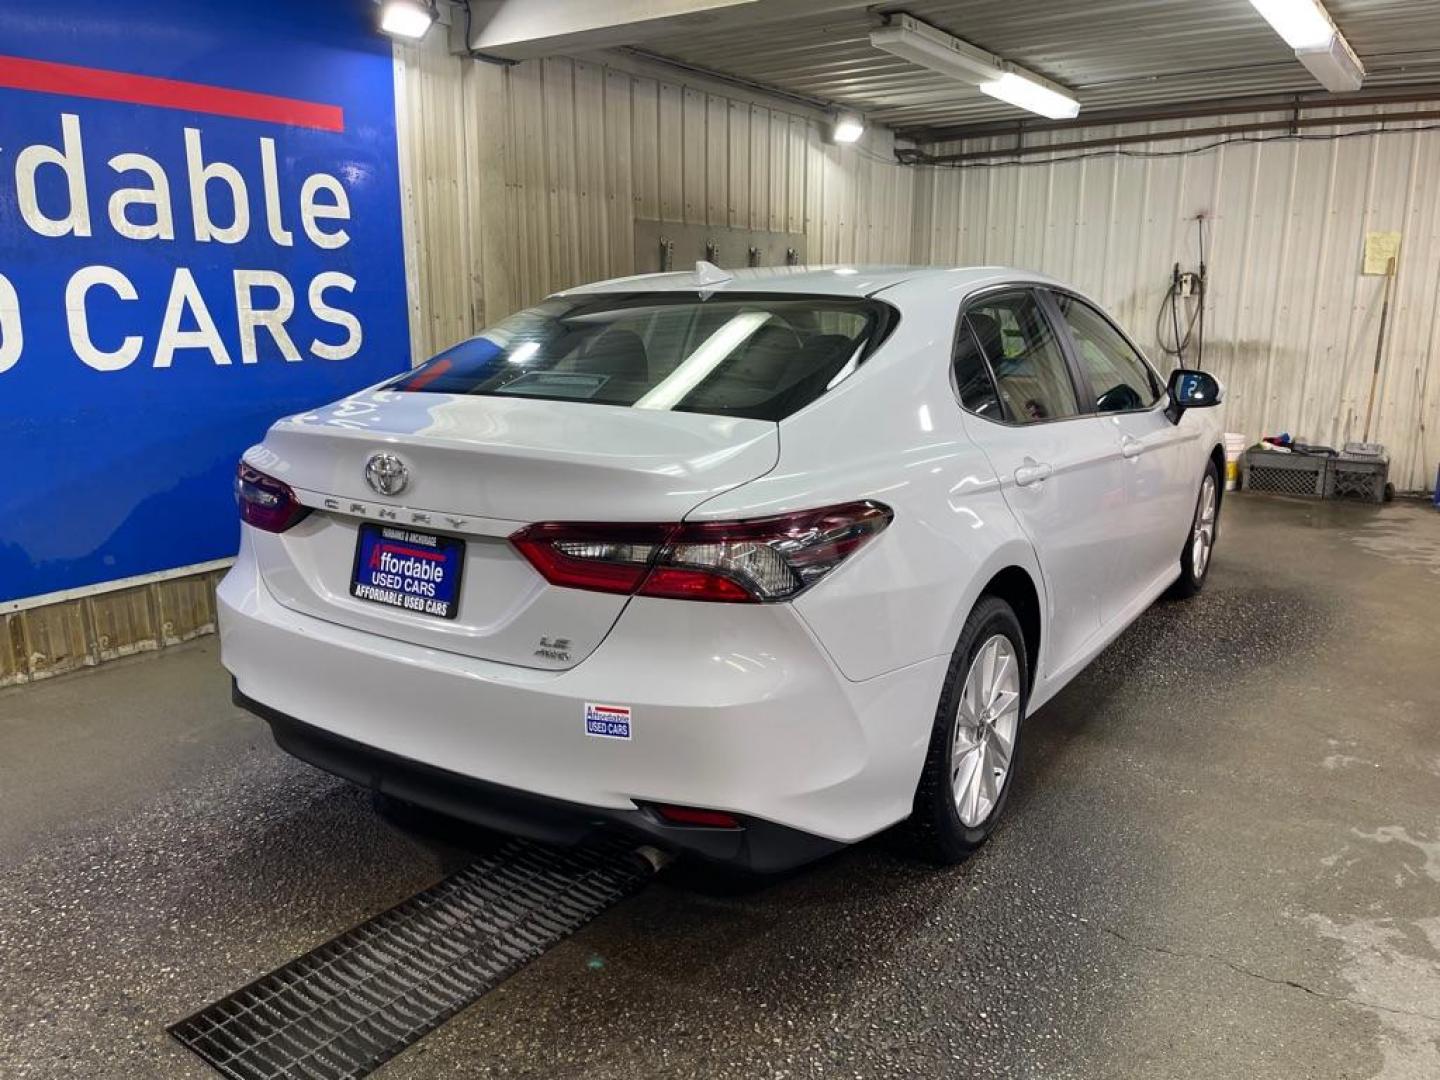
2 494 1438 1079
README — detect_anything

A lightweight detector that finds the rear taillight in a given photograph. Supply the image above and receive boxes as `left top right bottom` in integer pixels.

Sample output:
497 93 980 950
510 501 891 603
510 523 674 595
235 461 310 533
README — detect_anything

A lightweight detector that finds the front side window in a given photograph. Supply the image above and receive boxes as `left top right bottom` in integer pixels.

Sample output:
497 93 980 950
1052 293 1162 412
966 292 1080 423
388 294 893 422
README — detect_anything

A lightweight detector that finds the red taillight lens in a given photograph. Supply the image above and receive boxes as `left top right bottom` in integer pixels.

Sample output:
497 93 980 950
509 501 891 603
510 522 675 595
235 461 310 533
652 804 741 829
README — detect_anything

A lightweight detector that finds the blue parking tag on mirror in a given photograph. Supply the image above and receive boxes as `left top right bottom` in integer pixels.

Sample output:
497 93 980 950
351 525 465 619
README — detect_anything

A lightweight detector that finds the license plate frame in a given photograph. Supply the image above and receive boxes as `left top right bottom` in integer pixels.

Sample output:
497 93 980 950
350 524 466 620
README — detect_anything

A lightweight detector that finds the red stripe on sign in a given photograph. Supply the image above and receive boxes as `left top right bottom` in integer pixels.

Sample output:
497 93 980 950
381 544 444 561
0 55 344 132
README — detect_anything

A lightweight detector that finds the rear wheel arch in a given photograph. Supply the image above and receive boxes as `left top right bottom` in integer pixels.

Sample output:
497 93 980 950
977 566 1040 690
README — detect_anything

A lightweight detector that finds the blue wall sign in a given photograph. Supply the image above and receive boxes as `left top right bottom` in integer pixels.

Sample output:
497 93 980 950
0 0 411 602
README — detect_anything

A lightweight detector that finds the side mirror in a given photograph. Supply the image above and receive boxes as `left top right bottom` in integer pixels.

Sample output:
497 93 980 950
1165 368 1223 424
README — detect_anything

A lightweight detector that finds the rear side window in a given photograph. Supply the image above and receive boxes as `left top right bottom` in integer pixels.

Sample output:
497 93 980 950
966 292 1080 423
952 320 1004 420
1052 293 1162 412
389 293 894 422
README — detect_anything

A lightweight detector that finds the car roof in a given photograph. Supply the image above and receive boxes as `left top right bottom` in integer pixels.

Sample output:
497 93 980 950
555 264 1063 301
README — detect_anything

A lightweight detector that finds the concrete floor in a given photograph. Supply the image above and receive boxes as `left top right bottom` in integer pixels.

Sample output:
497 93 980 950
2 493 1439 1079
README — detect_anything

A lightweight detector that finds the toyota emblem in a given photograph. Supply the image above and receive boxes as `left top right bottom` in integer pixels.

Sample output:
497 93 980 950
364 452 409 497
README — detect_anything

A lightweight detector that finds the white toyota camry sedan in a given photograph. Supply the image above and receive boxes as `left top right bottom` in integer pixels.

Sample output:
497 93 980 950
219 265 1225 871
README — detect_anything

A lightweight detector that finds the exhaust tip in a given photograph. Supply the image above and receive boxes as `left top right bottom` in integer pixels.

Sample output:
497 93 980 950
630 845 675 874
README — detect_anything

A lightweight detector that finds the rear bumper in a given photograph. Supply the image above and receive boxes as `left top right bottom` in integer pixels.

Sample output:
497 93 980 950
235 682 840 872
218 540 945 870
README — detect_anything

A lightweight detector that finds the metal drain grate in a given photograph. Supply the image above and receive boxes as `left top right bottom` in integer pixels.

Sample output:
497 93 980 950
170 837 652 1080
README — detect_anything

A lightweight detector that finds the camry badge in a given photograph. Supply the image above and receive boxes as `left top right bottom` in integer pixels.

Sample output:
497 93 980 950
364 452 409 497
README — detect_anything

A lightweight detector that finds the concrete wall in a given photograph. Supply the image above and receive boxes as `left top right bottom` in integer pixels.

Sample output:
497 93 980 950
914 106 1440 493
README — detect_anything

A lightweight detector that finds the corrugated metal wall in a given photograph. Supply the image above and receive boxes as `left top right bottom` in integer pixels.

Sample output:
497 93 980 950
396 41 1438 492
915 107 1440 492
392 37 916 361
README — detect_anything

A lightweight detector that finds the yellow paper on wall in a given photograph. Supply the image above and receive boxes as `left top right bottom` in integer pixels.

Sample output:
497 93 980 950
1363 231 1401 275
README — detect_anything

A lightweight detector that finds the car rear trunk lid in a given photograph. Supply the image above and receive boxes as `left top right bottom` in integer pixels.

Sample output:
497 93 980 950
246 391 778 669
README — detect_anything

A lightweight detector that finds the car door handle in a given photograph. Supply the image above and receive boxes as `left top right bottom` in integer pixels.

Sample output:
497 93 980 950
1120 436 1144 459
1014 461 1053 487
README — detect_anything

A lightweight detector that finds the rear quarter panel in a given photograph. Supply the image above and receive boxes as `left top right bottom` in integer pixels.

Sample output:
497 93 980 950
687 285 1044 686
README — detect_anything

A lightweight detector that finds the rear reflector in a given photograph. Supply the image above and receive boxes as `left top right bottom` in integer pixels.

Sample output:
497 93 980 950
235 461 310 533
653 805 741 829
510 501 891 603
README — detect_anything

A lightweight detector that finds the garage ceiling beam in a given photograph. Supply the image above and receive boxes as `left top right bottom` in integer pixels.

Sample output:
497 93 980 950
465 0 762 61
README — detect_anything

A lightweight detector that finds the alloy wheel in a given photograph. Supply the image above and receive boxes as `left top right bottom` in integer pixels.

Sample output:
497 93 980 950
1192 474 1217 579
951 634 1021 828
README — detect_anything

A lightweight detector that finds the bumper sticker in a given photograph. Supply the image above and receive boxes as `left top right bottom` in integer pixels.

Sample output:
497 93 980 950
584 702 631 740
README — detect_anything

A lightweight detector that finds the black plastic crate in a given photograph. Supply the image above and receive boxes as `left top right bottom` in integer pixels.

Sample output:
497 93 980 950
1241 449 1328 497
1327 455 1388 503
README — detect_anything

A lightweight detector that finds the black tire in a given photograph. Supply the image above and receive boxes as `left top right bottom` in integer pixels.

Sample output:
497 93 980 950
1168 460 1221 599
905 595 1029 865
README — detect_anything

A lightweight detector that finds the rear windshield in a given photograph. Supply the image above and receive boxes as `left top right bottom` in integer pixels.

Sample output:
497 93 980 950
388 292 896 421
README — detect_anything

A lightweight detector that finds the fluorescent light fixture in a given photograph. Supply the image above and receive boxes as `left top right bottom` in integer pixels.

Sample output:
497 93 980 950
831 112 865 144
1297 33 1364 91
870 14 1002 82
1248 0 1364 92
979 72 1081 120
380 0 436 40
869 13 1079 120
1248 0 1334 50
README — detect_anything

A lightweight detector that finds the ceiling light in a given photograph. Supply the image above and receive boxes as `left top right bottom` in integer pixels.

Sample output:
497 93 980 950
1248 0 1363 92
379 0 436 41
979 73 1081 120
1248 0 1335 50
1296 33 1365 92
831 112 865 144
870 14 1001 83
869 14 1080 120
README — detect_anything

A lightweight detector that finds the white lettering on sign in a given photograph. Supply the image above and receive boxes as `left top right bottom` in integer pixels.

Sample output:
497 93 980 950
300 173 350 250
0 274 21 375
107 152 175 241
16 112 91 238
235 269 301 363
156 268 232 368
185 126 250 244
309 272 362 360
1 110 368 374
259 138 294 248
67 266 142 371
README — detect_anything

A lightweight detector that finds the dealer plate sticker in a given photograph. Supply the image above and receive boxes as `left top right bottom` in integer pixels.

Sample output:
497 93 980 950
351 525 465 620
584 703 632 740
